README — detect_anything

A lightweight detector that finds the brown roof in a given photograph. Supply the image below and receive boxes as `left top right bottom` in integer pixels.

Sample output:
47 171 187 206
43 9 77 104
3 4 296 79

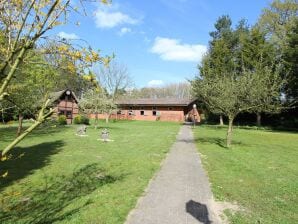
49 89 79 104
116 98 196 106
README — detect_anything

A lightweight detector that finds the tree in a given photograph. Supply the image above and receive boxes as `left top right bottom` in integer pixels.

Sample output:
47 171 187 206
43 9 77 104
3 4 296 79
95 61 132 123
194 15 284 147
97 61 133 101
239 27 276 126
0 0 110 156
258 0 298 103
258 0 298 49
6 53 62 136
80 89 116 126
198 17 248 126
282 18 298 101
192 66 283 148
126 82 192 99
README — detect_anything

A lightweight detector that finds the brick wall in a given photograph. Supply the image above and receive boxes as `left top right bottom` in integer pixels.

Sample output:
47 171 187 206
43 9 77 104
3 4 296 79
89 105 186 122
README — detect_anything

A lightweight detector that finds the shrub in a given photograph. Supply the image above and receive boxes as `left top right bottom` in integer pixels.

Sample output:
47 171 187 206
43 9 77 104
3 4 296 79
57 115 67 125
73 115 81 124
81 116 90 125
73 115 89 125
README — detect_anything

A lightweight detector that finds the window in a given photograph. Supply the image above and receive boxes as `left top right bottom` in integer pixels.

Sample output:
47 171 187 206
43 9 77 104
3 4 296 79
117 110 122 114
152 107 157 116
66 111 72 118
140 111 145 115
59 110 65 115
168 107 173 110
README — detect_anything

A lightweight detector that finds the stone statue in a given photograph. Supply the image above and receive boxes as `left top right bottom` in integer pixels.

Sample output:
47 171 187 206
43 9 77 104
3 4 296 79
76 125 87 136
101 128 109 142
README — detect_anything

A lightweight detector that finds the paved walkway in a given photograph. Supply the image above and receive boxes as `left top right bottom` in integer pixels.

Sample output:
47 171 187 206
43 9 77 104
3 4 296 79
125 125 221 224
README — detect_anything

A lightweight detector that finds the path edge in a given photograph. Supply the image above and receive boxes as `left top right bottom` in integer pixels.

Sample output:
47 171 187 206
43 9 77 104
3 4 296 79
124 125 184 224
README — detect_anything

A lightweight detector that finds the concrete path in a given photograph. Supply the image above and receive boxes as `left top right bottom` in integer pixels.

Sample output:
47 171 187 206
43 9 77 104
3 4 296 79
125 125 221 224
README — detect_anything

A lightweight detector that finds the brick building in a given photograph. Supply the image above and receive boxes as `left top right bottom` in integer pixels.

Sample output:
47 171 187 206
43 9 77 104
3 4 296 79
111 98 200 122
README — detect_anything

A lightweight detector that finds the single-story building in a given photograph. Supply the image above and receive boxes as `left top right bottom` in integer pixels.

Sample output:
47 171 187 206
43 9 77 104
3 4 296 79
109 98 200 122
49 89 79 124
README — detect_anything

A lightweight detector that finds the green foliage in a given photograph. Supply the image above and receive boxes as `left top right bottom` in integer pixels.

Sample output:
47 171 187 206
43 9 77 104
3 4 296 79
283 18 298 100
258 0 298 102
57 115 67 125
73 115 81 124
258 0 298 48
194 15 284 147
73 115 90 125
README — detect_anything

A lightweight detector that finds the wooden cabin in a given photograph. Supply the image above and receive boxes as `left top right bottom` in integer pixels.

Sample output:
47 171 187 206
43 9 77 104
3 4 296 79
50 89 79 124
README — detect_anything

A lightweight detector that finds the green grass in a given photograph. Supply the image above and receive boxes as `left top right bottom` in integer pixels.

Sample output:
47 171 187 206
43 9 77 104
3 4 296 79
193 125 298 224
0 120 180 223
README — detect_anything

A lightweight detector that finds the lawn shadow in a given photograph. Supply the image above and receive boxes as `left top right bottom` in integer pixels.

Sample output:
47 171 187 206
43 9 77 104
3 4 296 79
194 137 247 148
0 125 68 144
194 137 226 148
0 141 64 190
95 125 124 131
186 200 211 224
0 163 122 223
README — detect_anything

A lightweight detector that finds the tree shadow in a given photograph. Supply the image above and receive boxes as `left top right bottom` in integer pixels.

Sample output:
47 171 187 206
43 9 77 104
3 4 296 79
0 141 64 190
0 163 122 223
194 137 247 148
194 137 226 148
0 125 68 144
186 200 211 224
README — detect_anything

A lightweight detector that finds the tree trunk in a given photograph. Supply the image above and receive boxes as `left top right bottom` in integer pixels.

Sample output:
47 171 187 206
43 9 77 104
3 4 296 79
2 99 53 156
256 112 261 127
94 112 98 129
1 109 4 124
105 113 109 123
17 113 23 136
226 116 234 148
2 109 53 156
219 115 224 126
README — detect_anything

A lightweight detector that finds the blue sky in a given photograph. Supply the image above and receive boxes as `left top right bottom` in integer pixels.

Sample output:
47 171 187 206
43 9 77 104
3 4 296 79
55 0 271 88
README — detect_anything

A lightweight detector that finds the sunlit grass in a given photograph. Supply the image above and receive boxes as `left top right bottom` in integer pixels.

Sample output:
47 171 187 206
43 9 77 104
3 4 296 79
193 125 298 223
0 120 180 223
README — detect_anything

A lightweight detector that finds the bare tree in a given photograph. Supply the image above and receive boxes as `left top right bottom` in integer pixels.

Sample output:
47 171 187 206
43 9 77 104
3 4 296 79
79 89 116 126
127 82 192 99
97 61 133 100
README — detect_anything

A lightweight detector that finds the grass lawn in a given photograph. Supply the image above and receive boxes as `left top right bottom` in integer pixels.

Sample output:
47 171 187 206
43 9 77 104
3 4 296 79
0 120 180 223
193 125 298 224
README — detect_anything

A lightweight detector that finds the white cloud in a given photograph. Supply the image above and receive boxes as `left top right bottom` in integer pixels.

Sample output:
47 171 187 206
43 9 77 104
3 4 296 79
118 27 132 36
150 37 207 62
148 80 164 87
57 31 79 40
94 5 138 28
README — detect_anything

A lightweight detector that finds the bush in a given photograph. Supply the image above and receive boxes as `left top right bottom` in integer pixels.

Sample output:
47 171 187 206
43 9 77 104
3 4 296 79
81 116 90 125
73 115 81 124
57 115 67 125
73 115 89 125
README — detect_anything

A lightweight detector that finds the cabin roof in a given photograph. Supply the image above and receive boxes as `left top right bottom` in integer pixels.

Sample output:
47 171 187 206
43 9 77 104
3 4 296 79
49 89 79 104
